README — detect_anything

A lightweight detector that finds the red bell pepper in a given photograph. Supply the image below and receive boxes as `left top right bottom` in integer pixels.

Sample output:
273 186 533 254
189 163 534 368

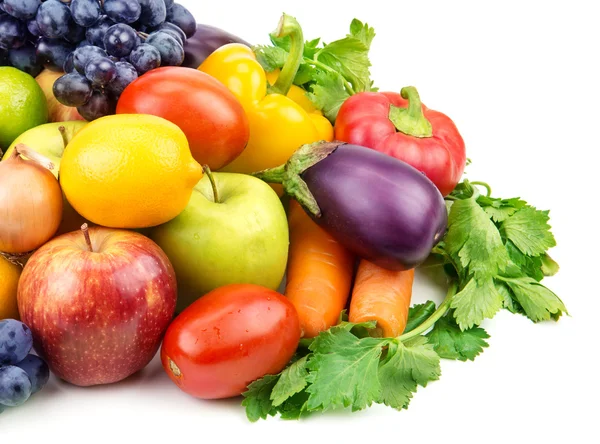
334 86 466 196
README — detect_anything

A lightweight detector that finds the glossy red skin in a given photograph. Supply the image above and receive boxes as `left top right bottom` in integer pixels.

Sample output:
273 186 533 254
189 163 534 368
334 92 466 196
17 228 177 387
116 66 250 170
161 284 301 399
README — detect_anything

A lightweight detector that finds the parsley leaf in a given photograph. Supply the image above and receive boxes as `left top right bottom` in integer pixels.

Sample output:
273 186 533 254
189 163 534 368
306 325 384 411
477 196 526 223
315 37 371 93
501 206 557 256
253 45 288 72
405 301 437 333
505 239 544 281
426 314 490 361
451 278 504 330
242 374 279 422
500 276 567 322
349 19 375 49
307 70 351 122
378 338 441 410
270 356 309 406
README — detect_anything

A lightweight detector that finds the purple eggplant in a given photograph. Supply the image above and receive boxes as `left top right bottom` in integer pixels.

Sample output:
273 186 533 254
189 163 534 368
253 142 448 271
182 23 250 68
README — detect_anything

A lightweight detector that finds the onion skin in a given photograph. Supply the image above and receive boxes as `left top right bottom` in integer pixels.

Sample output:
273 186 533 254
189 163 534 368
0 147 63 254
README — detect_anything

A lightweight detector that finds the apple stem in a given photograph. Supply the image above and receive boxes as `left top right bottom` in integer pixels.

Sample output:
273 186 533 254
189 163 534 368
81 223 94 252
58 125 69 149
203 165 220 203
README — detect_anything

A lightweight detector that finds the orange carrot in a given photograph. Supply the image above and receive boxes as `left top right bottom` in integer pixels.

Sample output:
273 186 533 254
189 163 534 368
285 201 355 338
349 260 415 337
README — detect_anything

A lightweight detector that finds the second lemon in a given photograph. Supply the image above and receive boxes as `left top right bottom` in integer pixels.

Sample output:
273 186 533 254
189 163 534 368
60 114 203 229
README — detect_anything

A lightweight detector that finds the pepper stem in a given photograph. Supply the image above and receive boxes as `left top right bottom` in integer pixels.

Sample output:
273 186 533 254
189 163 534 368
81 224 94 252
388 86 433 138
202 165 220 203
270 14 304 96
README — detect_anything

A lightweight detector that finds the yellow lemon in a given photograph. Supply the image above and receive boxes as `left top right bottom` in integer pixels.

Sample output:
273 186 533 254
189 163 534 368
60 114 203 229
0 256 21 320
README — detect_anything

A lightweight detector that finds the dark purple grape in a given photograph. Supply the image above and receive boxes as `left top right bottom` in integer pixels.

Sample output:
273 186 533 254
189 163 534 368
63 50 75 71
146 30 182 66
26 17 40 37
8 42 42 76
0 14 27 50
72 44 106 73
138 0 166 28
3 0 40 21
64 23 86 44
164 0 174 9
150 21 184 45
15 354 49 395
35 0 72 39
0 366 32 407
36 37 74 71
0 48 10 66
84 56 116 86
166 3 195 38
53 71 93 106
103 0 141 24
70 0 101 27
0 320 33 366
85 15 113 47
106 60 137 98
103 23 137 57
77 90 116 120
128 42 160 74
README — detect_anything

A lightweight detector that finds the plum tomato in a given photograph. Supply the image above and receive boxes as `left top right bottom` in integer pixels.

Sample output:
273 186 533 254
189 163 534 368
161 284 301 399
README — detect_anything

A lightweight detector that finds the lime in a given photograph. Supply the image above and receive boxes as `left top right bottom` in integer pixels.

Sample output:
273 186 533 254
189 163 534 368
0 67 48 150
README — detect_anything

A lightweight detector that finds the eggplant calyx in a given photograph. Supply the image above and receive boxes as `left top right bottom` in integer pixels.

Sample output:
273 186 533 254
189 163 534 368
252 140 344 218
388 86 433 138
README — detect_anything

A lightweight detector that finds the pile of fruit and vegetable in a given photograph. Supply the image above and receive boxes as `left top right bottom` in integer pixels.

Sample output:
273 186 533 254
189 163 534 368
0 0 567 421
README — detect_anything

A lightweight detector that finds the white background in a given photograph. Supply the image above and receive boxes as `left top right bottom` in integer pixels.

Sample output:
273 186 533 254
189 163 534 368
2 0 597 442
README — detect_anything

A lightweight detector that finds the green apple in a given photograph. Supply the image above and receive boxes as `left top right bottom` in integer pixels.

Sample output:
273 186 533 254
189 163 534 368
150 171 289 313
2 121 89 235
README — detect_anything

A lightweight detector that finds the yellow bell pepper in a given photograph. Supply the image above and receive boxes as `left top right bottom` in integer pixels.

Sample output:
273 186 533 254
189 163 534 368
198 14 333 175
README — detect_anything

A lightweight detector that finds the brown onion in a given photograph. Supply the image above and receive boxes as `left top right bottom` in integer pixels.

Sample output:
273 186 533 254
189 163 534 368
0 144 63 254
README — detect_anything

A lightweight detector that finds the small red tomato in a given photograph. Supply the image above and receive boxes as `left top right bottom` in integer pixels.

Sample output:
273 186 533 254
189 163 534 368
161 284 301 399
116 66 249 170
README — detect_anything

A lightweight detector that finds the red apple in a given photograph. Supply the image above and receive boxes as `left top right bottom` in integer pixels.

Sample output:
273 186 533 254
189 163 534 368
35 70 86 123
17 226 177 386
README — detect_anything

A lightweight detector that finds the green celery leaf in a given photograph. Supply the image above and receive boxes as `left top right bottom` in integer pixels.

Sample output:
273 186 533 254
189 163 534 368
278 391 311 420
253 45 288 72
316 37 371 93
451 278 504 330
349 18 375 49
501 276 567 322
307 69 351 122
270 356 310 407
426 314 490 361
541 254 560 277
497 281 524 314
405 301 437 333
306 325 385 412
293 63 317 86
505 239 544 281
303 37 321 59
477 196 526 223
501 206 556 256
269 33 291 51
242 374 280 422
378 339 441 410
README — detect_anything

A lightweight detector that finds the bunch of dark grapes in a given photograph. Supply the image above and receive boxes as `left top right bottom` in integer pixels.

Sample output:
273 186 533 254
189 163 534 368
0 0 196 120
1 319 50 413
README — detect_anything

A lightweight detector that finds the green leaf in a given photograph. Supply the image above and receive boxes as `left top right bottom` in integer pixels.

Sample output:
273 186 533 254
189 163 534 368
451 278 504 330
501 206 556 256
445 197 511 281
316 37 371 93
303 37 321 59
306 325 385 412
307 69 351 122
242 374 279 422
378 340 441 410
505 239 544 281
501 276 567 322
270 356 309 407
349 18 375 49
497 281 524 314
405 301 437 333
426 314 490 361
278 391 311 420
477 196 526 223
541 254 560 277
253 45 287 72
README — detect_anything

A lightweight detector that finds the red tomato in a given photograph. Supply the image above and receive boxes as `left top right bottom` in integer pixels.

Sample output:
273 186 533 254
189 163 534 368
116 67 249 170
161 284 301 399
